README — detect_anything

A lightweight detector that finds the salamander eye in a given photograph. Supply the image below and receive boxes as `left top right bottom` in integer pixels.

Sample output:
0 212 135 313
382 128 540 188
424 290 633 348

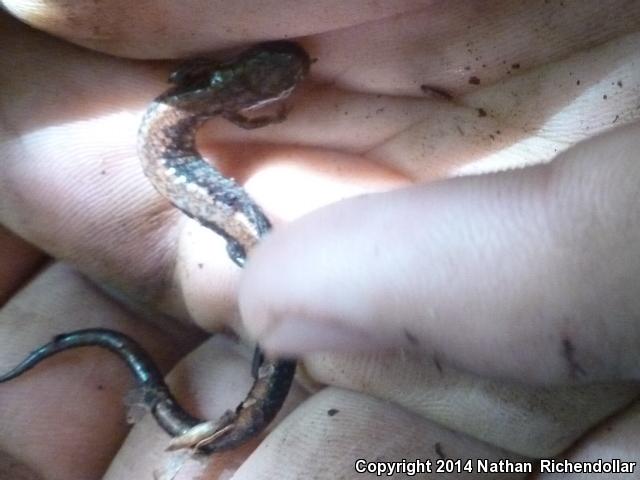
169 58 218 86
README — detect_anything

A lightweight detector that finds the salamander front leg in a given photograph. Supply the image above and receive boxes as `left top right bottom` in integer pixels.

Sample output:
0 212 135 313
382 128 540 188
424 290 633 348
222 107 288 129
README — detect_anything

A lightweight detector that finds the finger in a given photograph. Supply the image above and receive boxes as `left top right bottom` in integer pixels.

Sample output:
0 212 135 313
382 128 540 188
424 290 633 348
104 336 308 480
2 1 419 58
1 14 187 313
303 350 639 458
232 387 527 480
0 263 196 479
535 401 640 479
240 121 640 385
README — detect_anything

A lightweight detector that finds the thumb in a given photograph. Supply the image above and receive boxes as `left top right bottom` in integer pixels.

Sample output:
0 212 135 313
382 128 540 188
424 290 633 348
239 122 640 385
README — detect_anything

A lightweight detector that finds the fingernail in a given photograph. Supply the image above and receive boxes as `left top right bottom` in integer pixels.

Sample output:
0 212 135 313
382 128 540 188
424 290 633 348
260 317 375 355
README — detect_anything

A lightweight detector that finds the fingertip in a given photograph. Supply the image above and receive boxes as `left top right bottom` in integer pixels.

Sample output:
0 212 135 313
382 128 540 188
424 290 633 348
238 191 405 354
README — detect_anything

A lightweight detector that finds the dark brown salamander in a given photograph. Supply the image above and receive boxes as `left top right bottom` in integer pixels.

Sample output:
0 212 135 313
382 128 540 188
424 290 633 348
0 41 310 454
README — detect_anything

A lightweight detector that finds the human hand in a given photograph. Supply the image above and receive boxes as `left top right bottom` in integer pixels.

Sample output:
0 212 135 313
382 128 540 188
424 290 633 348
2 1 640 479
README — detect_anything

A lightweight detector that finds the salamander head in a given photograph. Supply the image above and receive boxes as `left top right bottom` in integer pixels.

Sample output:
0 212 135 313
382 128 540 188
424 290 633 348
168 41 310 111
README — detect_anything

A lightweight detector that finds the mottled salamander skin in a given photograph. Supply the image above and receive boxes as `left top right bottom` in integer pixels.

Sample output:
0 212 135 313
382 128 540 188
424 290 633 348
140 41 310 265
0 41 309 454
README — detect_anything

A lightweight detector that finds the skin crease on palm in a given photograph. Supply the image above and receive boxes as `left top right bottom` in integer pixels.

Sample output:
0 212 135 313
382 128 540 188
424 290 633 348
1 0 640 479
